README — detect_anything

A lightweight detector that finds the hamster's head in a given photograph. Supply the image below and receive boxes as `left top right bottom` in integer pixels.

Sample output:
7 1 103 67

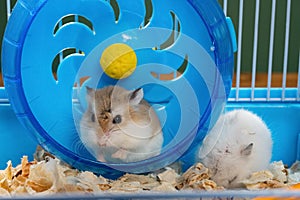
83 86 160 149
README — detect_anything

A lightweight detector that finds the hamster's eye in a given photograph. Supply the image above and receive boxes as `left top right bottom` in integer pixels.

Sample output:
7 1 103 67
91 113 95 122
113 115 122 124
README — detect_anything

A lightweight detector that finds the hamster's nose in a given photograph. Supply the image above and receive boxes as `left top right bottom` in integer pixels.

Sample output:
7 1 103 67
100 112 111 120
100 125 109 135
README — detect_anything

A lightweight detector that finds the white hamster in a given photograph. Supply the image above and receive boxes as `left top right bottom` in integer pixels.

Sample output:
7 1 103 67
79 85 163 163
198 109 273 188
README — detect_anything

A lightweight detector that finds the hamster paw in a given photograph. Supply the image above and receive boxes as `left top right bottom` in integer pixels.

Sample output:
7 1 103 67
112 149 127 160
97 154 106 162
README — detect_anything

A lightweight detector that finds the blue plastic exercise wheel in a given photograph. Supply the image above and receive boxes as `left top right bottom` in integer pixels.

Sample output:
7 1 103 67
2 0 236 178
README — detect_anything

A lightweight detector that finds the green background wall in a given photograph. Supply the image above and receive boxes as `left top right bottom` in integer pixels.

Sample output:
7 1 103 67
218 0 300 73
0 0 299 73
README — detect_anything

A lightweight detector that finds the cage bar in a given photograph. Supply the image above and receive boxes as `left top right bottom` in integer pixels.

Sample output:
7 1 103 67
298 51 300 101
251 0 260 101
223 0 228 16
281 0 291 101
267 0 276 101
235 0 244 101
6 0 11 20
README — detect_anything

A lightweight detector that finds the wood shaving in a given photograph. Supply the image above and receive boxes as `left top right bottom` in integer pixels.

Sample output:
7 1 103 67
183 179 221 191
0 155 220 196
244 180 286 190
287 161 300 184
242 170 286 190
268 161 288 183
151 182 177 192
289 161 300 173
241 161 300 191
157 168 179 186
243 171 274 185
110 173 158 192
0 146 299 197
175 163 222 190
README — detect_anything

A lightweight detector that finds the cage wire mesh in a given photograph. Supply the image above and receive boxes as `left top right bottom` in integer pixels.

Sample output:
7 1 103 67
1 0 300 102
218 0 300 102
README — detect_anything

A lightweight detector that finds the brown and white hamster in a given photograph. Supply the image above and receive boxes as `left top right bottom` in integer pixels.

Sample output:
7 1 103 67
79 85 163 163
198 109 273 188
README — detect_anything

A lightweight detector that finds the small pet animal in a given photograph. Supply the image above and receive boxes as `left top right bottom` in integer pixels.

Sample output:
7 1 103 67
198 109 273 188
79 85 163 163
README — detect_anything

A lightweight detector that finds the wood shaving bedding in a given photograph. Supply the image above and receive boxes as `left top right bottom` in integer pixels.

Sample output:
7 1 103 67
0 146 299 198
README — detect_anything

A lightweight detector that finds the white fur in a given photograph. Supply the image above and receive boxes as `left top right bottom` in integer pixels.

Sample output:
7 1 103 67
198 109 273 188
79 116 104 160
80 115 163 163
101 118 163 163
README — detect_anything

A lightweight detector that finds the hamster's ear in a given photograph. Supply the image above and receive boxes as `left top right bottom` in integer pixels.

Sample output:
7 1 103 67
86 86 95 104
241 143 253 156
129 88 144 105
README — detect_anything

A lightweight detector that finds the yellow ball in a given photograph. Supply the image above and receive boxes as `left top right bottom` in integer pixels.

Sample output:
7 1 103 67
100 43 137 79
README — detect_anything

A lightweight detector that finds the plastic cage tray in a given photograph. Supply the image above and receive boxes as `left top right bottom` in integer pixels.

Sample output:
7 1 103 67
1 0 300 199
0 88 300 199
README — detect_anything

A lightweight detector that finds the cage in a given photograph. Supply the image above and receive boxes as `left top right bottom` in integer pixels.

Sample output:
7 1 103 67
0 0 299 199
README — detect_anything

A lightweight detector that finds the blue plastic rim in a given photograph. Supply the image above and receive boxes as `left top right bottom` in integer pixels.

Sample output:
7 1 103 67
1 0 234 177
